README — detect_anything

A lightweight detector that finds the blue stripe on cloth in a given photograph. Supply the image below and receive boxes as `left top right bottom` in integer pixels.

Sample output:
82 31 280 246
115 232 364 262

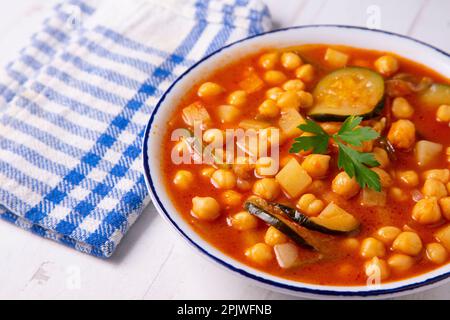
31 37 57 56
93 26 196 67
75 0 213 252
0 0 97 106
77 37 159 74
6 69 28 85
0 0 272 257
60 52 142 90
204 2 237 56
45 66 130 107
0 84 16 102
24 0 210 254
0 137 141 196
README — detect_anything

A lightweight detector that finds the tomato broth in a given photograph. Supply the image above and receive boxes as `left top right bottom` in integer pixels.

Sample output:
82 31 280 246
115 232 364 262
161 44 450 286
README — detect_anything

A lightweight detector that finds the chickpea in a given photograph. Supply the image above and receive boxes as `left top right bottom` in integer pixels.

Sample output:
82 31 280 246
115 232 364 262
236 178 252 191
435 224 450 251
360 237 386 258
230 211 258 231
211 169 237 189
264 70 287 85
265 87 283 100
422 178 447 199
191 196 221 221
388 254 415 272
392 97 414 119
341 238 360 251
392 231 423 256
227 90 247 107
358 140 374 153
320 122 341 135
423 169 450 183
389 187 408 202
258 99 280 118
197 82 224 98
233 157 255 179
220 190 242 208
412 198 442 224
374 55 399 76
375 226 402 245
201 167 216 178
447 147 450 164
297 91 314 109
281 52 302 70
301 154 330 179
203 128 223 144
276 91 301 110
282 79 305 92
217 104 241 123
436 104 450 123
332 172 361 199
258 52 278 70
387 119 416 149
252 178 280 201
306 180 327 194
265 226 288 246
373 147 390 169
372 168 393 188
426 242 448 264
365 257 390 281
173 170 194 189
397 170 419 188
296 193 325 216
255 157 278 177
245 243 274 265
295 64 314 82
439 197 450 220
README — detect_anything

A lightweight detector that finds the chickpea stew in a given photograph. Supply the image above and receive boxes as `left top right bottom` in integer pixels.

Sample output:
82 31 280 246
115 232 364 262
162 44 450 286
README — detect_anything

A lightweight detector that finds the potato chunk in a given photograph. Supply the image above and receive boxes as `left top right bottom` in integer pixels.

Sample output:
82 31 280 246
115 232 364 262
415 140 443 167
274 243 299 269
275 158 312 198
278 108 306 138
310 202 360 233
182 101 211 128
324 48 349 68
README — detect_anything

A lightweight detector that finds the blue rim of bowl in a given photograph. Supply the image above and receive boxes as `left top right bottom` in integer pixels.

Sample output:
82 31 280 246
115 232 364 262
142 24 450 297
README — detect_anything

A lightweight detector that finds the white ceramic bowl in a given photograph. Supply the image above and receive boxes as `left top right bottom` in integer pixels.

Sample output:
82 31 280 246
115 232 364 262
143 25 450 299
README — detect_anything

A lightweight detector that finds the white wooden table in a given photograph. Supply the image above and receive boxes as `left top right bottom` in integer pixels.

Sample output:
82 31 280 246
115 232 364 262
0 0 449 300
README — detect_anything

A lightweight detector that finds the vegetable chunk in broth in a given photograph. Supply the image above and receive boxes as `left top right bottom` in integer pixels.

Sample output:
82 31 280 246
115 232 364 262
162 44 450 286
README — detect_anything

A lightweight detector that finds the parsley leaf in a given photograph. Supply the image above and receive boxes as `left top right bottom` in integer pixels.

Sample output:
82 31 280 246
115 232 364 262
336 142 381 191
337 116 380 147
289 120 329 154
289 116 381 191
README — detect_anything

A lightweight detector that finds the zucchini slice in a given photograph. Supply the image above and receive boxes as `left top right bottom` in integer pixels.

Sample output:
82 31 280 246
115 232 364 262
272 203 359 235
418 83 450 107
309 67 385 121
244 199 314 250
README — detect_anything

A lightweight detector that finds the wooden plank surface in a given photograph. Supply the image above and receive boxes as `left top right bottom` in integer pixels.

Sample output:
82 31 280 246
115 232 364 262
0 0 449 300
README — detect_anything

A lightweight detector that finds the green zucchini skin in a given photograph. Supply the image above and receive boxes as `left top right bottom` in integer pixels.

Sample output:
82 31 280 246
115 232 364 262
244 201 314 250
271 203 349 235
309 67 385 122
309 99 385 122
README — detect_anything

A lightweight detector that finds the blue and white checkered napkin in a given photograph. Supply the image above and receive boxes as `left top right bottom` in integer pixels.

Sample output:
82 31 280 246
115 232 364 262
0 0 271 257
